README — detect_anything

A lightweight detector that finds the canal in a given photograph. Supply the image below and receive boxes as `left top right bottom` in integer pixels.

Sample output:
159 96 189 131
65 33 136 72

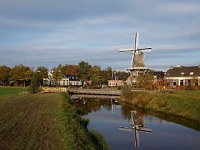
73 96 200 150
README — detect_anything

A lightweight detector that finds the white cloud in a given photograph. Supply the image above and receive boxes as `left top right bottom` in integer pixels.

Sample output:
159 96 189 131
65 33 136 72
0 0 200 70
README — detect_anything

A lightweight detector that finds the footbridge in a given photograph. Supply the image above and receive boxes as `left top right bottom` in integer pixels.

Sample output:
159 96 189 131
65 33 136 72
68 89 121 96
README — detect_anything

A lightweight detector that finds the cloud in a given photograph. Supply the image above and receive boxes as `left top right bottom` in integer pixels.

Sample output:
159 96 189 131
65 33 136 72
161 2 200 14
0 0 200 71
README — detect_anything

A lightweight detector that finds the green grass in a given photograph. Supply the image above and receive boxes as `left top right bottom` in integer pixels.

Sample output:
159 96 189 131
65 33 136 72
0 87 27 96
55 93 110 150
0 93 110 150
121 90 200 122
0 87 28 105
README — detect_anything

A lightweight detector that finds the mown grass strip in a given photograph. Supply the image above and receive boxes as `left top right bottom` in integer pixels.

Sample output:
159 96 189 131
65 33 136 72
0 87 27 96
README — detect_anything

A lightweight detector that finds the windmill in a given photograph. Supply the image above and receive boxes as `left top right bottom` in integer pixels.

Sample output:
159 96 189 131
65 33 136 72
119 33 152 85
119 111 152 148
119 33 151 71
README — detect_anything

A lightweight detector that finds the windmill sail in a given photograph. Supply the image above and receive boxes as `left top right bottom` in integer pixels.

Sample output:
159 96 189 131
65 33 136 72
119 32 152 70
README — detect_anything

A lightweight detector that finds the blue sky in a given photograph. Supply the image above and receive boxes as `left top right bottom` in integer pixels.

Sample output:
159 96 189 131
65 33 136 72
0 0 200 71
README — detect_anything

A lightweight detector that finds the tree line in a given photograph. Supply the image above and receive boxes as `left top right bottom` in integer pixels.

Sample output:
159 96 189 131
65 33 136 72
0 61 129 87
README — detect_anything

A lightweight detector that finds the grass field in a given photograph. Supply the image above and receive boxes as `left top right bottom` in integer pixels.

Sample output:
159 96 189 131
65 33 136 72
0 93 109 150
0 87 27 96
121 89 200 122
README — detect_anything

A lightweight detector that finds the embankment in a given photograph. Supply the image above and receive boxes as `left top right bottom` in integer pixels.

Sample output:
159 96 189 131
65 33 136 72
121 87 200 123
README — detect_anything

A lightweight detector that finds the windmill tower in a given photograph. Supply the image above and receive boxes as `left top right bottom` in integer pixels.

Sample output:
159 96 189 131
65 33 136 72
119 33 152 86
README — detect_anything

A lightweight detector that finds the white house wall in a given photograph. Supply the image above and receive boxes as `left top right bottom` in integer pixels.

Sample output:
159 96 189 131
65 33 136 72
70 81 82 86
198 77 200 86
108 80 124 87
165 77 200 86
165 77 196 80
59 79 70 86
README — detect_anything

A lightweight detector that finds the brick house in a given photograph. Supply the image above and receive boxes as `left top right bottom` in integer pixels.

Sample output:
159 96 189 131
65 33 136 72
165 65 200 87
108 80 124 87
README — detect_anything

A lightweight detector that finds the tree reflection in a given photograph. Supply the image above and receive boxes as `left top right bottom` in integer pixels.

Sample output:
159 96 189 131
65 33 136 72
73 97 118 115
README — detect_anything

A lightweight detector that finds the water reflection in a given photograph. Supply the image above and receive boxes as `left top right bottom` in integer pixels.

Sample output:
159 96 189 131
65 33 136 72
119 111 152 148
73 96 200 150
73 96 200 131
73 96 120 115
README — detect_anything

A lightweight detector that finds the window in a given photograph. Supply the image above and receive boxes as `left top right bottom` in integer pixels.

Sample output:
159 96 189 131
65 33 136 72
173 81 176 86
188 80 191 86
180 80 184 86
190 72 194 75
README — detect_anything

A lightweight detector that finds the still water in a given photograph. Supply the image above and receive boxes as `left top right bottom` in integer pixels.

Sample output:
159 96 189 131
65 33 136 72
73 97 200 150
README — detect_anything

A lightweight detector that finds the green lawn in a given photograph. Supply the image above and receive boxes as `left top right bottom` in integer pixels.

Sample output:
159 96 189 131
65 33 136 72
0 87 27 96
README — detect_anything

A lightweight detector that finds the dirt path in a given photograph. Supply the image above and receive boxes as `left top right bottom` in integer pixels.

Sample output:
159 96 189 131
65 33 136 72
0 94 64 150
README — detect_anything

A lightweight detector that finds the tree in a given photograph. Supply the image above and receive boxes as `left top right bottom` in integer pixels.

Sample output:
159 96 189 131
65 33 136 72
0 65 11 86
115 71 129 81
78 61 92 81
36 66 48 78
52 64 63 86
90 65 102 86
62 64 80 76
10 64 33 87
136 72 154 89
29 72 41 93
101 67 113 85
36 66 48 85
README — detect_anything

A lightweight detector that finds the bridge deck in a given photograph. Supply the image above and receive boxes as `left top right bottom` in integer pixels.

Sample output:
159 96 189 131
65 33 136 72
70 94 119 99
68 89 121 96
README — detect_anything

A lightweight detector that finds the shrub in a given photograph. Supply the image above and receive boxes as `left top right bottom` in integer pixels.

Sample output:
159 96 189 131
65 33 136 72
29 72 41 93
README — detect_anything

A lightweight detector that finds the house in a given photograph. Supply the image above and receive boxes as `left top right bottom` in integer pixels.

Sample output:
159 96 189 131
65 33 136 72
165 65 200 87
59 75 82 87
43 72 56 86
108 80 124 87
153 71 165 84
43 73 82 87
153 71 165 80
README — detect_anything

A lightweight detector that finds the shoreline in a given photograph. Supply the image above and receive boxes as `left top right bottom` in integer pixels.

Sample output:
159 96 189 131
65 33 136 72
120 88 200 123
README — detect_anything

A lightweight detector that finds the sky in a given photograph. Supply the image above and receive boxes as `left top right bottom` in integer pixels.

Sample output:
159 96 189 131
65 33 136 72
0 0 200 71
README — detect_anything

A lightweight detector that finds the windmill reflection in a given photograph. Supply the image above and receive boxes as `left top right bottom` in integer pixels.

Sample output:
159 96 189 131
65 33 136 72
119 111 152 148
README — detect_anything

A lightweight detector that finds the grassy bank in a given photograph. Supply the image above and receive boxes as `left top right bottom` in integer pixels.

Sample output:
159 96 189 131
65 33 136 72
0 91 109 150
0 87 27 96
121 87 200 123
56 93 110 150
